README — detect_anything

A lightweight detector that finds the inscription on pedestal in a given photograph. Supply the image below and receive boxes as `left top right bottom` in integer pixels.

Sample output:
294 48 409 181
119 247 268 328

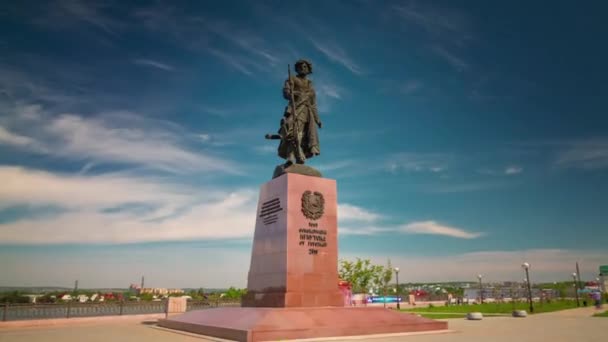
259 197 282 225
299 223 328 255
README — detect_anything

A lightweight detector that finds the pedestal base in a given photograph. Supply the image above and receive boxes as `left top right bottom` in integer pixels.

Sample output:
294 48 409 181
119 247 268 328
158 307 448 342
241 290 344 307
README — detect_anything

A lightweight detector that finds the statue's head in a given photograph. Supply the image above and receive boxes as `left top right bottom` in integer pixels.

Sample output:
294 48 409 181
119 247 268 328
295 59 313 75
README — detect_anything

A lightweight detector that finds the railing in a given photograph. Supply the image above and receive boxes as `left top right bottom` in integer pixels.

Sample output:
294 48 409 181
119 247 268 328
186 299 240 311
2 300 242 322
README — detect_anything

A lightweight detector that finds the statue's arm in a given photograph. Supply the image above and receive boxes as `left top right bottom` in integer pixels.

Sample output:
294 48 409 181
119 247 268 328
283 77 309 101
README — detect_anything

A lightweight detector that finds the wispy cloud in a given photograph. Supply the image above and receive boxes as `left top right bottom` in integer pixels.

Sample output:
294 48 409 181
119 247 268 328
424 180 512 193
204 20 279 67
505 165 523 175
401 80 422 95
33 0 123 35
386 152 450 173
2 106 238 174
393 3 472 72
198 105 237 117
339 226 394 235
393 3 473 45
310 39 363 75
431 45 469 71
337 203 481 240
208 48 256 76
317 160 357 172
132 59 175 71
400 220 483 239
555 138 608 169
318 83 342 100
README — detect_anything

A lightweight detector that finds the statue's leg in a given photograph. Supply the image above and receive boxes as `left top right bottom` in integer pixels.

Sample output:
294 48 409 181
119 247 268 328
285 152 295 167
295 130 306 164
284 140 296 167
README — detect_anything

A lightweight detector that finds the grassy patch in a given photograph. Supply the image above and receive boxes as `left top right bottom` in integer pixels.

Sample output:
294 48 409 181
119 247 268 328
401 300 579 314
406 312 508 319
593 310 608 317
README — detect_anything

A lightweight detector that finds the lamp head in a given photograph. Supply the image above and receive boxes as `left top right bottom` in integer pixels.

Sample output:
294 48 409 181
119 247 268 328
522 262 530 269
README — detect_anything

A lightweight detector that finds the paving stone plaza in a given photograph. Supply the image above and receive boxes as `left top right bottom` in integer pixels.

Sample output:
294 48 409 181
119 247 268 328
0 306 605 342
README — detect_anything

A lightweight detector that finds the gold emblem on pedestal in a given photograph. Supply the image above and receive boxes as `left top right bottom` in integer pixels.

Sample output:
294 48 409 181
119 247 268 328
301 190 324 220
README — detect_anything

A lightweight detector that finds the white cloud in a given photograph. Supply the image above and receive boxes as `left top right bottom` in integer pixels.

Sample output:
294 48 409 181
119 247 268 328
132 59 175 71
0 166 257 244
338 204 382 222
0 166 191 210
505 165 523 175
0 126 35 147
336 203 387 235
400 220 483 239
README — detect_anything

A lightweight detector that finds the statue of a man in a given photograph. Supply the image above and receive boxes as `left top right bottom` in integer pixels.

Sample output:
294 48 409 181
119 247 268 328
267 59 322 166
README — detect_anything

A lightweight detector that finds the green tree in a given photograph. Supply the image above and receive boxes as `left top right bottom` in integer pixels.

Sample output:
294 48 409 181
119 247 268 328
0 291 29 304
223 287 247 300
381 259 393 295
339 258 389 294
139 293 154 301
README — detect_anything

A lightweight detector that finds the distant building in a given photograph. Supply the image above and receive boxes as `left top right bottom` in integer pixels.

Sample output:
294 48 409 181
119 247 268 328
140 288 184 296
24 295 42 303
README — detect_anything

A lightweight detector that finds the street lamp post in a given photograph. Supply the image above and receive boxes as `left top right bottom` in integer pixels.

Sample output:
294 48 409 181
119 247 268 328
477 274 483 304
522 262 533 313
394 267 400 309
572 273 580 307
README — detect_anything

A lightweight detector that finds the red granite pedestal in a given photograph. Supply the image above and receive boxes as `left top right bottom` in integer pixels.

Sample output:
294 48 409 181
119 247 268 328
159 173 448 341
241 173 343 308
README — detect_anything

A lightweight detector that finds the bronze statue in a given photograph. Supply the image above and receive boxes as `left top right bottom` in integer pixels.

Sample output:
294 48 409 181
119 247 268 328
266 59 322 167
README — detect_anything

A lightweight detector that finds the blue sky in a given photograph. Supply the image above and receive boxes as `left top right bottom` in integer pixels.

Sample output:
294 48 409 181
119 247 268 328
1 0 607 288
